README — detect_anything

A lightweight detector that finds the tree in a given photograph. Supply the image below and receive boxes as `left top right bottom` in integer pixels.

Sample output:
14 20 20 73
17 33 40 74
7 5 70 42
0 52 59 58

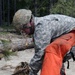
50 0 75 17
0 0 2 25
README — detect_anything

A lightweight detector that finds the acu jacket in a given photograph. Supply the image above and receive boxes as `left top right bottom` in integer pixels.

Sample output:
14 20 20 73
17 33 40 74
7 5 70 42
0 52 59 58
29 14 75 75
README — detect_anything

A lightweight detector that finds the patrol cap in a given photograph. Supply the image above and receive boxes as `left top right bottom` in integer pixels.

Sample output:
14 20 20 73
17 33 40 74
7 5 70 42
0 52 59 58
12 9 32 31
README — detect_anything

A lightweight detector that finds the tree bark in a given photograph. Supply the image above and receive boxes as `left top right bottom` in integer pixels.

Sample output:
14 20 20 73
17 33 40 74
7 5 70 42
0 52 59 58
0 38 34 52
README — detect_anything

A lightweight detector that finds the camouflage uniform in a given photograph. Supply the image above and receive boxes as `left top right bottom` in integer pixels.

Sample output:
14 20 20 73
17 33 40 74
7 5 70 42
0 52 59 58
29 14 75 75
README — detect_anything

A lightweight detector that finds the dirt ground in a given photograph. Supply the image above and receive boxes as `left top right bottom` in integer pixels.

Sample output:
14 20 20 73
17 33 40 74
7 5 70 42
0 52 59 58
0 49 34 75
0 48 75 75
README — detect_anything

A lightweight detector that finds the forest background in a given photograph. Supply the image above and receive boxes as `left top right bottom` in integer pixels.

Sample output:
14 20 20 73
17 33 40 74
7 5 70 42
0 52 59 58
0 0 75 27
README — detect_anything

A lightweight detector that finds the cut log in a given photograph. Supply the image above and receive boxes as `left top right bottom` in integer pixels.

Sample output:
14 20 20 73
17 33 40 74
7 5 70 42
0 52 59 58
0 38 34 52
11 38 34 51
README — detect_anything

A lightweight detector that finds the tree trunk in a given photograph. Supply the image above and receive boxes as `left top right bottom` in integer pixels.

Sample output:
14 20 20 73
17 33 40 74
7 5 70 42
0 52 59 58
7 0 10 26
0 0 2 26
34 0 38 16
0 38 34 52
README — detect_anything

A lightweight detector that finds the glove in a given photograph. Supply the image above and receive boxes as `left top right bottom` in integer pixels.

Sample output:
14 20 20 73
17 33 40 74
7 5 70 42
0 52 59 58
12 62 30 75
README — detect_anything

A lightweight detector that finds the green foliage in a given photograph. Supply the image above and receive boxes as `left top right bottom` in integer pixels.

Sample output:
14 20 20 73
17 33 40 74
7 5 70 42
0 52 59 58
50 0 75 17
0 39 17 60
2 0 75 26
0 24 14 29
0 32 9 35
2 50 17 60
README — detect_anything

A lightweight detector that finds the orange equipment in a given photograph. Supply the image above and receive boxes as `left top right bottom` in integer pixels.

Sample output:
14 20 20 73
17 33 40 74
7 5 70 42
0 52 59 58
40 30 75 75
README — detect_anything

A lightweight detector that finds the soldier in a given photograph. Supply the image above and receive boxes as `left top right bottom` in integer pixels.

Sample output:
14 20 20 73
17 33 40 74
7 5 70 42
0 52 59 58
12 9 75 75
